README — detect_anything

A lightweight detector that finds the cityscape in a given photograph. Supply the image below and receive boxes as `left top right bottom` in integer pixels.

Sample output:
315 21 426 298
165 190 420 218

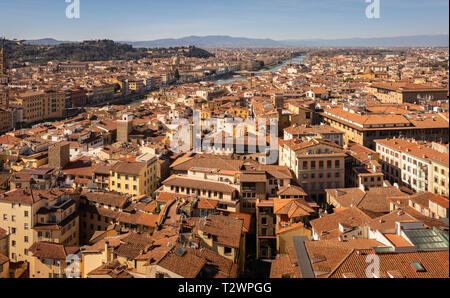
0 0 448 285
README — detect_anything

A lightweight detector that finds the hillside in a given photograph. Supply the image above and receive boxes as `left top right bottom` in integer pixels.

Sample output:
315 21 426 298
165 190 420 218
2 39 213 67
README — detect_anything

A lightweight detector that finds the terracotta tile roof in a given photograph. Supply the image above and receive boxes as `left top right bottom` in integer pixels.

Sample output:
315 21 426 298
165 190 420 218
305 239 384 278
82 191 129 208
192 247 238 278
197 214 243 248
273 198 314 218
310 207 371 240
326 186 406 216
170 154 243 172
270 254 299 278
0 188 67 204
196 198 219 210
330 249 449 278
111 161 147 176
156 244 206 278
277 185 307 197
29 241 80 259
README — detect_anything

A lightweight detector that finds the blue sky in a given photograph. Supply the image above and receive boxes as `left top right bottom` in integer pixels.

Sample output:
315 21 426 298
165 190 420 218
0 0 448 41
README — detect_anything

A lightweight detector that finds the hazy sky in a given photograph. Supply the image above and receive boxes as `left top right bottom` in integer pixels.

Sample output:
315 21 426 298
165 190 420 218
0 0 448 41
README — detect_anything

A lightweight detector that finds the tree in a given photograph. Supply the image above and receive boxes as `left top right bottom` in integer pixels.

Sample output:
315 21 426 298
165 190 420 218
174 69 180 81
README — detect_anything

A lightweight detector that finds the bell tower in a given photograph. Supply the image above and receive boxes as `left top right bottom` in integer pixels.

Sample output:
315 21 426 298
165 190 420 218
0 46 6 75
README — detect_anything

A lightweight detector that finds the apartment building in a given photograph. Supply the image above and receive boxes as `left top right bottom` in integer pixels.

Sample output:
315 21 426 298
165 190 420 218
28 241 80 278
195 214 245 267
283 124 344 146
127 79 145 92
0 106 12 133
109 158 158 196
16 90 66 124
239 163 292 214
367 82 448 104
279 138 346 203
0 188 78 263
345 143 384 189
321 107 449 149
376 138 449 195
159 169 240 213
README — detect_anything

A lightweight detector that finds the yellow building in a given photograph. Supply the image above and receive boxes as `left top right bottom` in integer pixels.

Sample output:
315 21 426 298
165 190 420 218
0 254 9 278
228 107 250 119
0 107 12 134
28 241 80 278
367 82 449 104
279 138 346 202
20 151 49 169
128 79 144 92
109 160 158 196
430 159 449 197
0 189 79 263
16 90 66 124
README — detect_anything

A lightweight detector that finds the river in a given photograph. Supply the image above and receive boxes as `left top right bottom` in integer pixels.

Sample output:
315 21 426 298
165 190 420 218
128 55 305 106
214 55 305 85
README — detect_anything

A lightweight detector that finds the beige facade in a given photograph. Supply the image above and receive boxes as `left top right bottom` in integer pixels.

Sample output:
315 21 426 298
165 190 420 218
368 84 448 104
109 160 158 196
279 139 346 202
0 189 79 263
430 160 449 196
16 90 65 124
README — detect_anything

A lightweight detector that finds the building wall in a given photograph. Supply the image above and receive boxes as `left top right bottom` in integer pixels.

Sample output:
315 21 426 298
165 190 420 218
277 227 311 254
18 91 65 124
109 162 158 196
0 201 39 262
0 260 9 278
430 160 449 196
29 256 69 278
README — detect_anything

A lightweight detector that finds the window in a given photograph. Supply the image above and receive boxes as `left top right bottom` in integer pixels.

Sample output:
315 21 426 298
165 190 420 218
24 223 29 230
335 160 340 168
24 211 29 217
262 217 267 225
2 214 6 220
133 185 137 191
327 160 332 168
303 161 308 169
11 215 16 222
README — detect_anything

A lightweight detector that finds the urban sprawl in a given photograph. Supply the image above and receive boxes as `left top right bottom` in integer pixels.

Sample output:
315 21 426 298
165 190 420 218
0 44 449 278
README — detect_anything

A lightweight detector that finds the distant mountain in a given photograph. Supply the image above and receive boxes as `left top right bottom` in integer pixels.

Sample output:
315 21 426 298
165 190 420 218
23 38 71 46
24 34 449 48
122 35 283 48
284 35 449 47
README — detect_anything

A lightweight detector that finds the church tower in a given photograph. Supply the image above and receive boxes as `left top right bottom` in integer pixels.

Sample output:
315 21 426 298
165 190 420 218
0 47 6 75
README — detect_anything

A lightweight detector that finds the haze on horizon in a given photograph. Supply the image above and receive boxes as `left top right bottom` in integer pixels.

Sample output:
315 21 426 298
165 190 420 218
0 0 448 41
